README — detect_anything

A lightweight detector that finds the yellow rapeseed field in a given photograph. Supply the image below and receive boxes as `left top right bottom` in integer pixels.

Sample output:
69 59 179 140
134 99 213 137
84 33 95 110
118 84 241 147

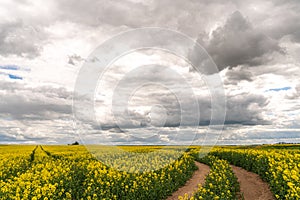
0 144 299 199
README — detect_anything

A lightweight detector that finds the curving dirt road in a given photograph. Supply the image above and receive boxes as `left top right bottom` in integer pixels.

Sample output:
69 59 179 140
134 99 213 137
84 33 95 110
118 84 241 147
231 165 275 200
167 162 210 200
166 162 275 200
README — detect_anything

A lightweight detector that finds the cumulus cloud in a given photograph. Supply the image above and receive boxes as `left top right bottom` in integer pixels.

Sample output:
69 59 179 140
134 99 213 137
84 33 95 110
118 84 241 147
1 0 300 144
87 62 270 129
191 11 284 71
223 66 253 84
257 0 300 43
225 93 269 125
0 81 72 120
0 20 46 58
0 79 77 143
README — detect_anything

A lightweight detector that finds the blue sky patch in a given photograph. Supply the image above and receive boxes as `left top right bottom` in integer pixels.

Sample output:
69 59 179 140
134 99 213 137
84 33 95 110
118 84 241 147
266 86 292 92
0 64 30 71
0 65 20 71
0 64 30 80
8 74 23 80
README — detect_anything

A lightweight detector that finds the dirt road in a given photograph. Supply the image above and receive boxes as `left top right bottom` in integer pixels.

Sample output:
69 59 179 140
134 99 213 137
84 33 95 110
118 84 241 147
167 162 210 200
231 165 275 200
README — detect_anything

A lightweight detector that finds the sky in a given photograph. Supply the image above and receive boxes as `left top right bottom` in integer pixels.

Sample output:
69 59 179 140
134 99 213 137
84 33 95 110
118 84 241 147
0 0 300 145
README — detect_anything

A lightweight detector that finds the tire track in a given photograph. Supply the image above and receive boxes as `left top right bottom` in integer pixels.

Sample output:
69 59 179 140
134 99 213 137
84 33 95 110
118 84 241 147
29 145 38 162
167 162 210 200
231 165 275 200
40 145 63 159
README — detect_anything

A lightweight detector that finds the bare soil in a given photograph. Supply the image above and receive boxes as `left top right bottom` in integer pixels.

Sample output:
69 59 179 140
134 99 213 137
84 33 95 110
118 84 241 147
231 165 275 200
167 162 210 200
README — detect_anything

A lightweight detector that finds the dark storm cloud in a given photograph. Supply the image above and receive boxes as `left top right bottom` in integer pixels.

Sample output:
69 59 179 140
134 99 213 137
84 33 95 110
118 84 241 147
224 66 253 84
191 11 284 71
0 81 72 120
53 0 300 44
196 92 269 126
96 91 270 128
270 16 300 43
0 134 19 141
259 0 300 43
226 93 269 125
2 0 299 60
